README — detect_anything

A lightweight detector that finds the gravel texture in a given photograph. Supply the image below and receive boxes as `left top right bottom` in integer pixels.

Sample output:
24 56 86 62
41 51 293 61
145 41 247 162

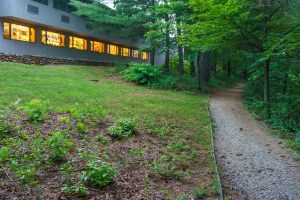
210 84 300 200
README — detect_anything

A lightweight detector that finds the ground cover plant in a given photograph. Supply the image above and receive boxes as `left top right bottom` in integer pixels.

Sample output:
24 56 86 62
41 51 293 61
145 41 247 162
0 62 217 199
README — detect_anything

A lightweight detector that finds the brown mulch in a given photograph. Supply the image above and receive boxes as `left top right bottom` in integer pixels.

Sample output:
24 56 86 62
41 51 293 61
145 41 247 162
0 111 217 200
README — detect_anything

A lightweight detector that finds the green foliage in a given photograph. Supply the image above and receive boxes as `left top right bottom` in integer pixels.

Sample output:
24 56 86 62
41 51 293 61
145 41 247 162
96 134 111 144
152 140 197 180
108 118 135 138
47 132 73 162
209 73 238 89
0 146 10 163
61 184 89 197
192 186 207 199
77 122 88 133
123 63 200 90
177 195 187 200
80 160 117 187
122 63 164 85
22 99 46 122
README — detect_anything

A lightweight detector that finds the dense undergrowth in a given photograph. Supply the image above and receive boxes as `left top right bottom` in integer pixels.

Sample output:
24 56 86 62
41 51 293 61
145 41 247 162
122 63 199 91
0 62 217 199
244 68 300 155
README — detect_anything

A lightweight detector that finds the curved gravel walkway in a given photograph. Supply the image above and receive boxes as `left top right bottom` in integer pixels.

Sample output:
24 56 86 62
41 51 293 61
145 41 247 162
210 84 300 200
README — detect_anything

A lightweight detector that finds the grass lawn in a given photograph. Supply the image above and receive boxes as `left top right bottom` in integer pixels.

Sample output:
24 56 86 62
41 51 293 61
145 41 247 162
0 62 217 199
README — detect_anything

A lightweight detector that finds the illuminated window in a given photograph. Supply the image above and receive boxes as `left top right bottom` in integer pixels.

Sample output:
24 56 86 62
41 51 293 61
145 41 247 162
3 22 36 43
3 22 10 39
42 30 65 47
142 52 149 60
69 36 87 50
121 47 130 57
107 44 119 55
91 41 105 53
132 50 139 58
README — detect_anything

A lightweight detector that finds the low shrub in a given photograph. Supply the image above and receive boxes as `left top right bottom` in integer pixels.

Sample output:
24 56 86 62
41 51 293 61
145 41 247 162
122 63 176 90
47 132 73 162
77 122 88 133
80 160 117 187
122 63 162 85
22 99 46 122
108 118 135 138
61 184 89 197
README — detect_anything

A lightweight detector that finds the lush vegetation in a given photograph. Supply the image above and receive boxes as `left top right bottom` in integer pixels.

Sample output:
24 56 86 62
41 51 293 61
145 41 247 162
70 0 300 151
0 62 217 199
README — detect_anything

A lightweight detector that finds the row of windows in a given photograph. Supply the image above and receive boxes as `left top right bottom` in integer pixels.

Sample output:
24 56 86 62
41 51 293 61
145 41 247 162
3 22 149 60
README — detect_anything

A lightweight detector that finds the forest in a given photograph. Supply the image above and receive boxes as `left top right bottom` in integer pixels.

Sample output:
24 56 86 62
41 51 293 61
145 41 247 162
70 0 300 152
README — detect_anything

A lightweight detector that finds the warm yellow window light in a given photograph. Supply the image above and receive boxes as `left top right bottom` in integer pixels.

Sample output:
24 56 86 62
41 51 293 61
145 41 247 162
3 22 10 39
4 22 36 42
132 50 139 58
91 41 105 53
121 47 130 57
42 30 65 47
69 36 87 50
108 44 119 55
142 52 149 60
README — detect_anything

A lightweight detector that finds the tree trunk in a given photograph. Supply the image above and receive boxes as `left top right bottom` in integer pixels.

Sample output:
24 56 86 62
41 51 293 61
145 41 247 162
200 52 212 83
227 60 231 77
264 59 270 103
176 18 184 75
164 14 170 72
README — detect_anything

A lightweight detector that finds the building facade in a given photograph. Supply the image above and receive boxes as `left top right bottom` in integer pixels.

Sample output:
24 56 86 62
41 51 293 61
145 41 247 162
0 0 155 64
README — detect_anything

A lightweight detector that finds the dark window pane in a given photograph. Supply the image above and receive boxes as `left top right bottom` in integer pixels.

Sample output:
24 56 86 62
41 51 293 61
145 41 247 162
61 15 70 23
31 0 48 6
27 5 39 15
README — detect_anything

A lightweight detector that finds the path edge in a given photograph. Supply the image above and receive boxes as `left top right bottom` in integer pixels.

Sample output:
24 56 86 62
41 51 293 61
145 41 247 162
207 100 224 200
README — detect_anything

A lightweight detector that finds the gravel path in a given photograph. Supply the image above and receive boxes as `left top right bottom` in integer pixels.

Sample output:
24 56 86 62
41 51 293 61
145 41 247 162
210 84 300 200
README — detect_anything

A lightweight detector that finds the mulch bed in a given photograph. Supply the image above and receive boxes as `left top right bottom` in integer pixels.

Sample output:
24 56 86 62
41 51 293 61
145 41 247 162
0 111 217 200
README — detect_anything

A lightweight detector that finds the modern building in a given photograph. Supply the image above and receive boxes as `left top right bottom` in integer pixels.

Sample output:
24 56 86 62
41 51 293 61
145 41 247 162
0 0 159 64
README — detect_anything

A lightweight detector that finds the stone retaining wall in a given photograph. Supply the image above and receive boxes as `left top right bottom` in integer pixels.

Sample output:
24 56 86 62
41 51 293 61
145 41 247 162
0 53 110 66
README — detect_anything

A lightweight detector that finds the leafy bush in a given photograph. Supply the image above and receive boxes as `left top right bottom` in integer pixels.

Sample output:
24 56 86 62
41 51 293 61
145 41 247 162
108 118 135 138
47 132 73 162
80 160 117 187
0 146 10 163
23 99 46 122
244 70 300 154
77 122 88 133
61 184 89 197
122 63 162 85
122 63 176 90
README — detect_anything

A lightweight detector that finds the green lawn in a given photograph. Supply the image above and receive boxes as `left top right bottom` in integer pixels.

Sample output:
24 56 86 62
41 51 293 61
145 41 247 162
0 62 217 199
